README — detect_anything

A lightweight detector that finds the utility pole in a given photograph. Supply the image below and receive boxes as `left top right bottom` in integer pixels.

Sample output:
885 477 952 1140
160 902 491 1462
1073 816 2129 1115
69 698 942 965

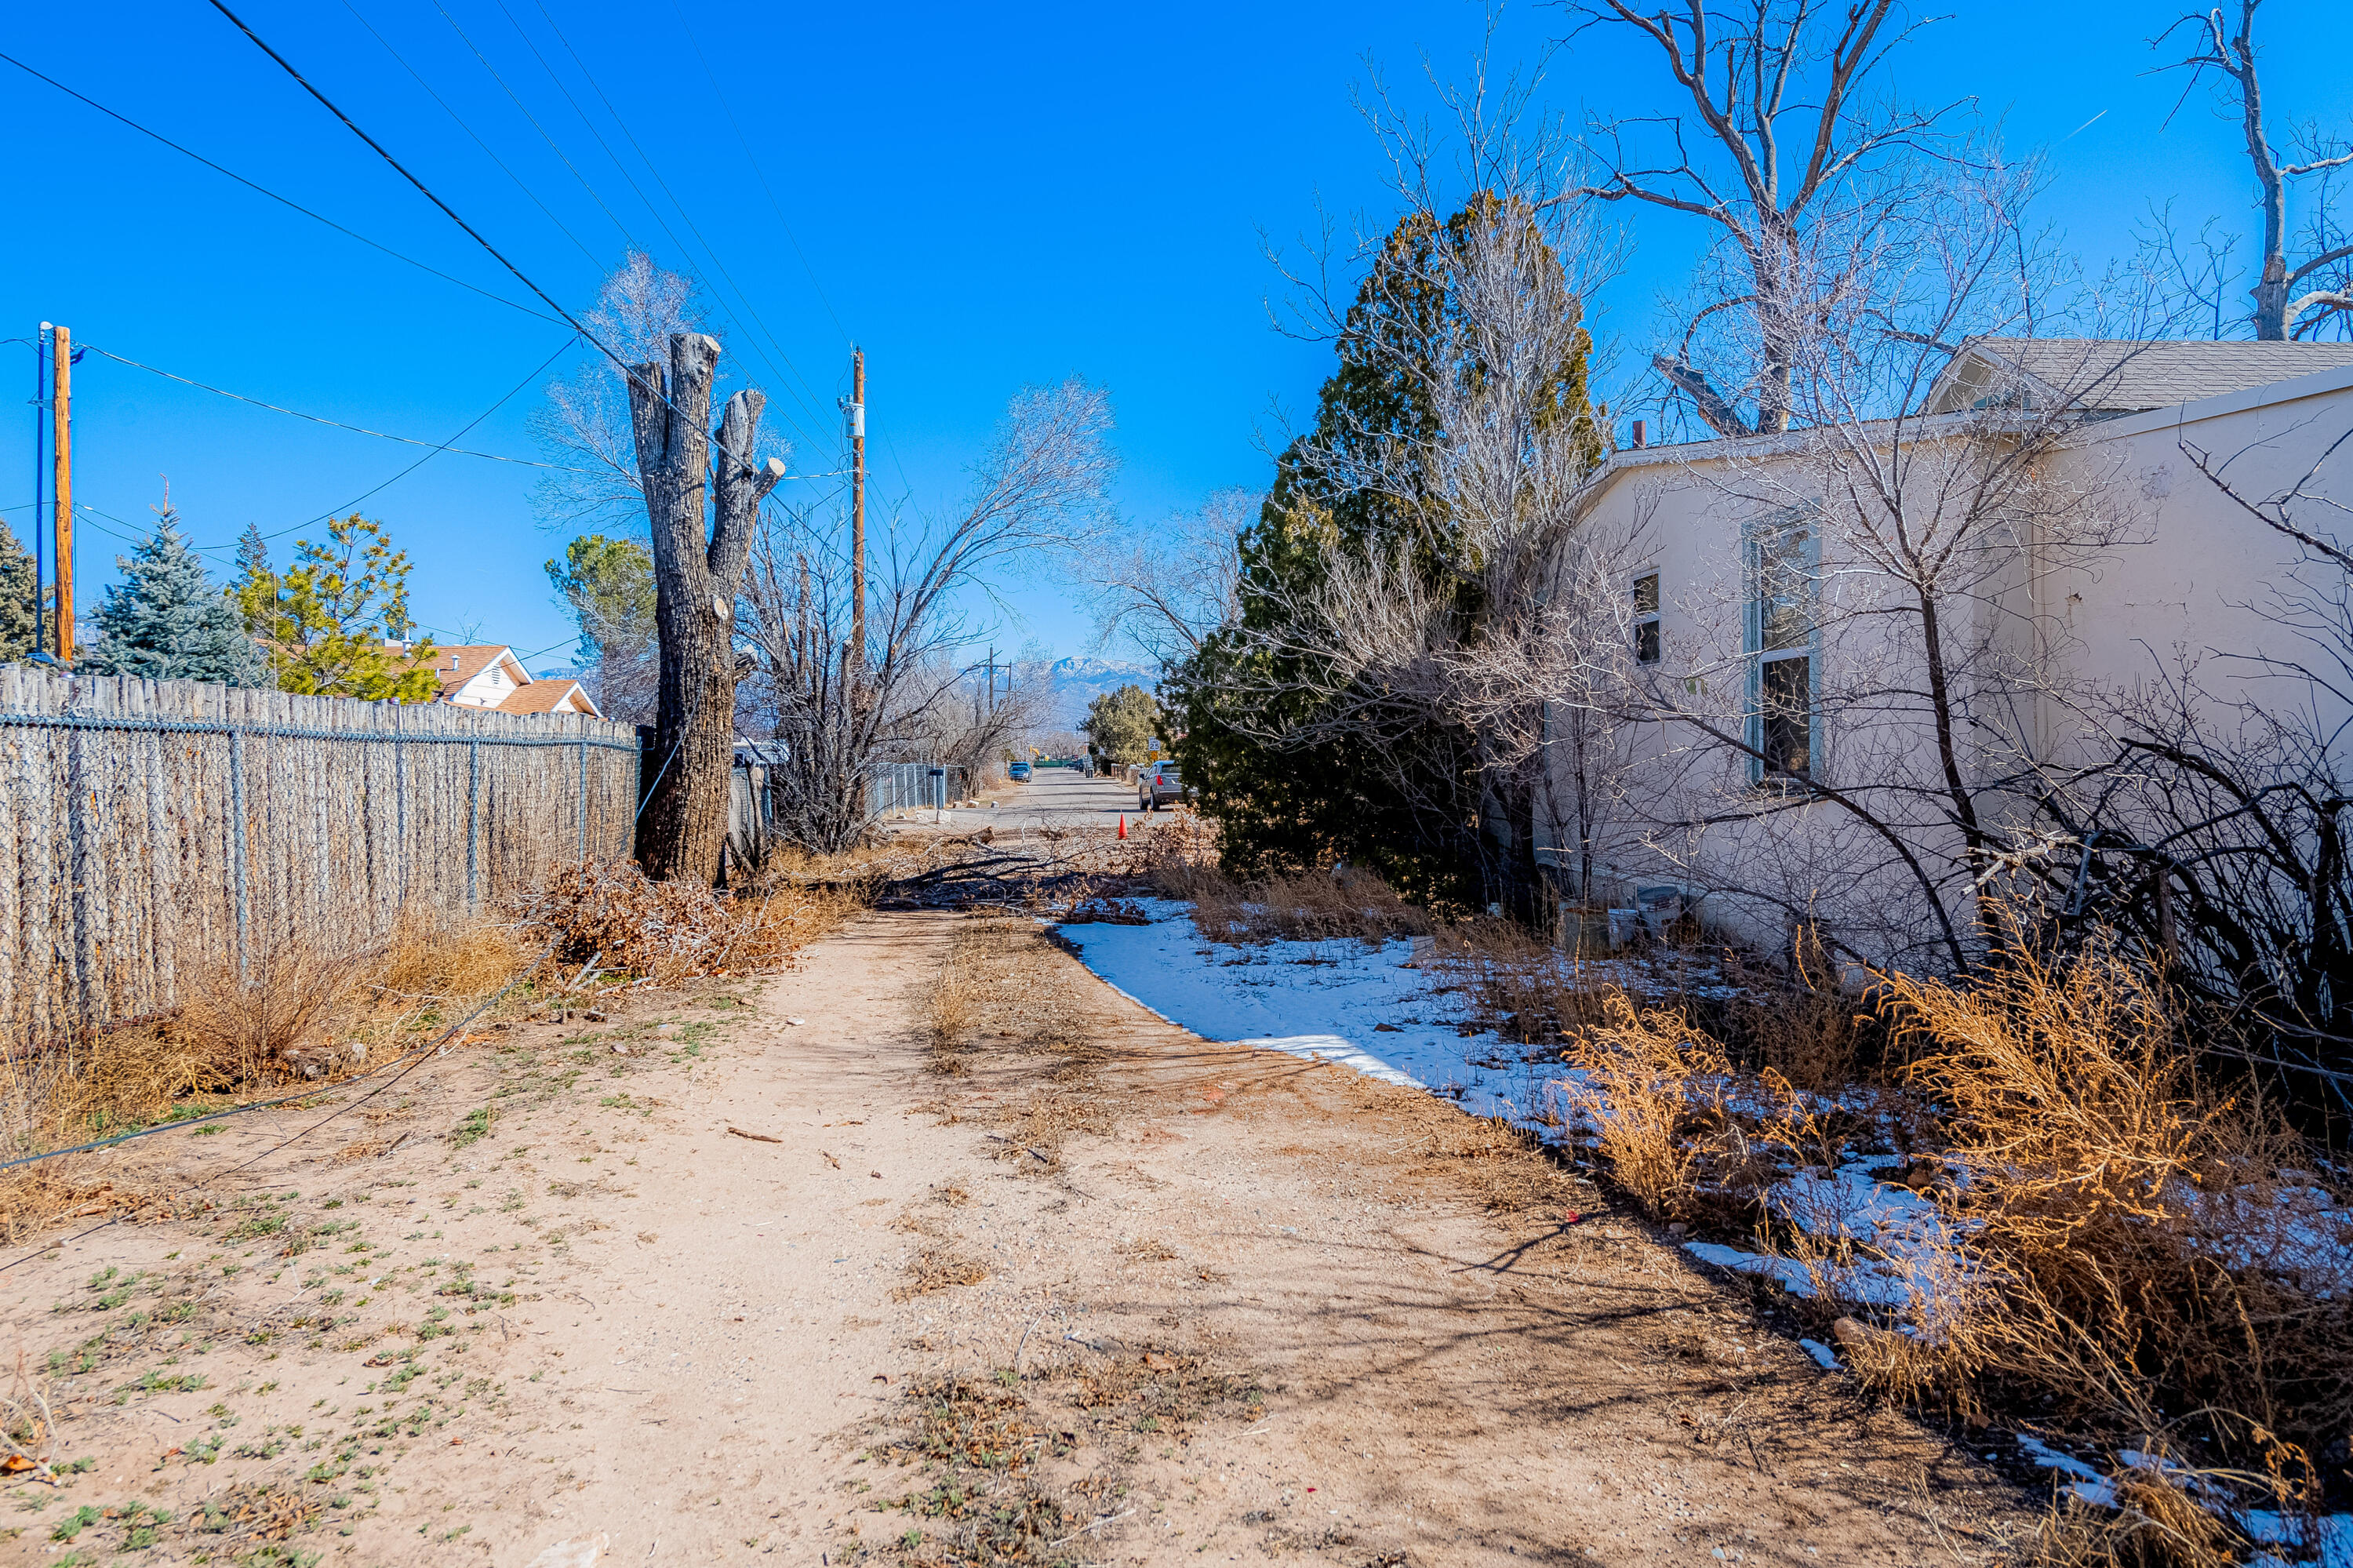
31 324 48 662
846 349 865 682
51 323 72 661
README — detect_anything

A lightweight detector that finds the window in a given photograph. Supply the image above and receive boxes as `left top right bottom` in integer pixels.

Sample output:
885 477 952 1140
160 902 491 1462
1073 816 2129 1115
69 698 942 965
1633 572 1661 664
1748 518 1818 782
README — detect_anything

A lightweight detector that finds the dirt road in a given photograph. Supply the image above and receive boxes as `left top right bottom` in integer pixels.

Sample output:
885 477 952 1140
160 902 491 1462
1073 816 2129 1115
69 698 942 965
0 910 2033 1566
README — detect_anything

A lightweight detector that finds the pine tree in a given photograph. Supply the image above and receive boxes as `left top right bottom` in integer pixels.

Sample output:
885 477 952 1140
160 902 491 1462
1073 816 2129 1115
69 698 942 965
1169 195 1604 910
234 514 438 701
0 522 35 664
81 508 269 686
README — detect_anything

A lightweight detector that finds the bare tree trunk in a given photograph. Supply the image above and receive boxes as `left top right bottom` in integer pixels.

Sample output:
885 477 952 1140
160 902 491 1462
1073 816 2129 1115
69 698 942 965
627 332 784 882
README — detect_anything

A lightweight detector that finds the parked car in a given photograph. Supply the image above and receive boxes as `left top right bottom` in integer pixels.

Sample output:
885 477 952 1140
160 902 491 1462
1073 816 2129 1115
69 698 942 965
1138 761 1184 811
1009 760 1031 783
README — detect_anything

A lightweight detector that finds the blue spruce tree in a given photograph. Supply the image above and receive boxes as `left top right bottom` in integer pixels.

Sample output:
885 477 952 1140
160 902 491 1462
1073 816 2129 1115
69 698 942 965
82 508 270 686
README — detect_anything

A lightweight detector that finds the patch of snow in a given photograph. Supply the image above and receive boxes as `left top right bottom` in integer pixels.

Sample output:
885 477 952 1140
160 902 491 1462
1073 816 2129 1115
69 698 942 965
2015 1435 2120 1508
2244 1509 2353 1568
1798 1337 1839 1370
1056 900 1542 1125
1678 1241 1914 1307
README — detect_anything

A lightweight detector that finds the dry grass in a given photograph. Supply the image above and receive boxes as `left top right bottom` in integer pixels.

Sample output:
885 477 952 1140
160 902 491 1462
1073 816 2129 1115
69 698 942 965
1864 940 2353 1478
1559 995 1779 1222
892 1248 991 1301
373 905 524 1005
1159 862 1430 945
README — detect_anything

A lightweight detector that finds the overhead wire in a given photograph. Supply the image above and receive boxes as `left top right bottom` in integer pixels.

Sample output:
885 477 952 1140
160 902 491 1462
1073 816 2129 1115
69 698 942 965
201 0 798 494
511 0 836 445
0 47 561 326
421 0 649 260
664 0 854 353
183 334 580 553
82 343 595 471
335 0 608 271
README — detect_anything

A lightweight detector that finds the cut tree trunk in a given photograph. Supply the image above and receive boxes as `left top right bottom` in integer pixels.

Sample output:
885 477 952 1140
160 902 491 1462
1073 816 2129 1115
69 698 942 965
627 333 784 882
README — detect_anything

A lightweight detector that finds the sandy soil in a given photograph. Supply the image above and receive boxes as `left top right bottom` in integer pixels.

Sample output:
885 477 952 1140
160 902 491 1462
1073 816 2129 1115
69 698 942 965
0 909 2037 1567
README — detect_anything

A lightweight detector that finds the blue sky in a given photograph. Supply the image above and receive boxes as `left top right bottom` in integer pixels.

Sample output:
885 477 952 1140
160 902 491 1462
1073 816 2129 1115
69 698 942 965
3 1 2348 671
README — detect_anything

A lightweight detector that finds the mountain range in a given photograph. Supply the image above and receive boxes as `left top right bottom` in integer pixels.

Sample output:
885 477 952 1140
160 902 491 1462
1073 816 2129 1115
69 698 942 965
1036 656 1159 735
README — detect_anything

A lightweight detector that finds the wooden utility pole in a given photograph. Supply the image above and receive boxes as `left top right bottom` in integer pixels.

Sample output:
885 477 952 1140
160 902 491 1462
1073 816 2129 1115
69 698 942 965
848 349 866 680
51 323 72 661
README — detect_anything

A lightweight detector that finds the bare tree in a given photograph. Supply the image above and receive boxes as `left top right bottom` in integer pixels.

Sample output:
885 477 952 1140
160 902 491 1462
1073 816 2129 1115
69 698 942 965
2154 1 2353 340
1084 489 1249 670
533 253 717 529
738 380 1117 852
627 333 786 881
1565 0 1969 436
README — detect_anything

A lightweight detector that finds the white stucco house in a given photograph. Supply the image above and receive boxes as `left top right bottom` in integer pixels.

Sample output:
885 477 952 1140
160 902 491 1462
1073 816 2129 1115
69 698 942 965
426 645 603 719
1537 338 2353 969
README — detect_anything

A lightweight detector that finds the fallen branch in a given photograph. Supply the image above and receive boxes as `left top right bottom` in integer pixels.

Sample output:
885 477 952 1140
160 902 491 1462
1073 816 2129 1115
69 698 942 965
726 1126 784 1145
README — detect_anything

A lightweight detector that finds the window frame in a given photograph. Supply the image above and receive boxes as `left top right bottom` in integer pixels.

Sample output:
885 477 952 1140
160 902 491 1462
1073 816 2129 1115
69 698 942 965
1632 569 1662 666
1744 510 1822 787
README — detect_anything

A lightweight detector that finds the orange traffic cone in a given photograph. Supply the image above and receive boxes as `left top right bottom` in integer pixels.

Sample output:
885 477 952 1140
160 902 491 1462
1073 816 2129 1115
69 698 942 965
1117 813 1128 840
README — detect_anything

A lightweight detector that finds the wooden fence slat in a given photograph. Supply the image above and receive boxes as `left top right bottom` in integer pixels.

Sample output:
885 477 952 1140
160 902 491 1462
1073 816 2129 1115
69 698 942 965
0 669 638 1042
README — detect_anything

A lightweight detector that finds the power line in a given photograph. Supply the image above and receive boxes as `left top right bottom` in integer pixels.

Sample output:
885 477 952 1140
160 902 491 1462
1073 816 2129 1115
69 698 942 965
513 0 835 447
336 0 606 271
82 343 596 471
0 47 561 326
665 0 854 352
205 0 595 348
423 0 649 260
204 0 807 482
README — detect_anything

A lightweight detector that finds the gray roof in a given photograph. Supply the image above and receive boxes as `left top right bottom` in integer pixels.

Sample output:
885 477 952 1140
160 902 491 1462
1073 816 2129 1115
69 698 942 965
1924 337 2353 415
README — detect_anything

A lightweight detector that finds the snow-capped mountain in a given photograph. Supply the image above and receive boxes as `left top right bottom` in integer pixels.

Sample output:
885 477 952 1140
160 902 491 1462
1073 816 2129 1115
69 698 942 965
1040 656 1159 733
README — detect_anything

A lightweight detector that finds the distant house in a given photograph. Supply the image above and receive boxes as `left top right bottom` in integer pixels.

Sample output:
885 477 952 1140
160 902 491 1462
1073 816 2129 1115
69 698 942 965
424 645 602 719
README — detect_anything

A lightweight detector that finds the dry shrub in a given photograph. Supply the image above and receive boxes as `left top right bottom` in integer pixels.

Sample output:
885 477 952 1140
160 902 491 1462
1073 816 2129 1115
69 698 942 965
175 940 362 1086
0 1355 58 1479
1176 864 1430 945
2035 1475 2244 1568
1871 937 2353 1477
516 860 853 985
1717 933 1871 1091
1561 995 1775 1221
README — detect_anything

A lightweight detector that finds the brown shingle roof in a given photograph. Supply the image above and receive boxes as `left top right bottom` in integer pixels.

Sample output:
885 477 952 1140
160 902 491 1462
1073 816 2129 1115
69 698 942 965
496 679 600 718
424 644 522 700
1926 337 2353 415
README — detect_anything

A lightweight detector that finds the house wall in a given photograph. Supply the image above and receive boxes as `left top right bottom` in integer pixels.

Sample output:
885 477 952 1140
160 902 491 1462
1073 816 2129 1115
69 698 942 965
1540 369 2353 969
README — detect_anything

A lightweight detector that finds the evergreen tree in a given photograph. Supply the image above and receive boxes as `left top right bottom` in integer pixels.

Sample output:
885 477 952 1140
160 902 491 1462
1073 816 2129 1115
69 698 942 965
233 514 438 701
81 508 269 685
1170 195 1603 911
1079 683 1160 766
0 522 35 664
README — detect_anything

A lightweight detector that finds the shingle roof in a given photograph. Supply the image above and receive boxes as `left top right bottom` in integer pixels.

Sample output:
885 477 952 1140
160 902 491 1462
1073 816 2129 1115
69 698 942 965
496 678 600 718
424 645 521 700
1926 337 2353 415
